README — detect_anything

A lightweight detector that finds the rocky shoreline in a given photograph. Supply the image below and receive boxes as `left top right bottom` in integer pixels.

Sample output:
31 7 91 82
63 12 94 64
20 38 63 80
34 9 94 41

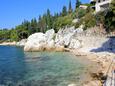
0 41 17 46
0 27 114 86
71 50 115 86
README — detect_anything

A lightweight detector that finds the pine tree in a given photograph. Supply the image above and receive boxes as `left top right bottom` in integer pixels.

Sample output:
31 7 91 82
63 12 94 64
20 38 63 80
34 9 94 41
30 18 38 34
62 6 67 16
46 9 53 30
68 0 73 14
76 0 81 9
38 14 47 33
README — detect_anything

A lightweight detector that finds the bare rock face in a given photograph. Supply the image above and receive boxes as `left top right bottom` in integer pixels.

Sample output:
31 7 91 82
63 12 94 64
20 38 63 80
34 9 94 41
45 29 55 50
45 40 55 51
45 29 55 40
69 39 81 49
54 26 83 50
24 33 47 52
24 29 56 52
55 26 76 47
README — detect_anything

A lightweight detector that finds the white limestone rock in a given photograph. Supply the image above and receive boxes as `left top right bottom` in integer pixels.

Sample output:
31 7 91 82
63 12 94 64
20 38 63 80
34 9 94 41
69 39 81 49
45 29 55 41
24 33 47 51
55 26 76 47
45 39 55 51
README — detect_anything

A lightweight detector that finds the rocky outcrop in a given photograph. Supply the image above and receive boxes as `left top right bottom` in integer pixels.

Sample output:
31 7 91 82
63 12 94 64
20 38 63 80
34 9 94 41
45 29 55 51
55 26 82 49
24 27 83 52
24 33 47 51
24 29 56 51
24 26 115 53
69 38 81 49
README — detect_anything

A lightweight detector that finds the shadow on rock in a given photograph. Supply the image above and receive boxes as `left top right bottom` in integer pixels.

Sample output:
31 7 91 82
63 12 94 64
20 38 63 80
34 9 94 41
90 36 115 53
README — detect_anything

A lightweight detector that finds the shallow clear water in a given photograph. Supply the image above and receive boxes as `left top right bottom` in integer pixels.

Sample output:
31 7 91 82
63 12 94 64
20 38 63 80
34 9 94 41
0 46 92 86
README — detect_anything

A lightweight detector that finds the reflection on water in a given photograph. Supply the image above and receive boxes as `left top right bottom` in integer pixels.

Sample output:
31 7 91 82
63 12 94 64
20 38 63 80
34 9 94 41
0 46 89 86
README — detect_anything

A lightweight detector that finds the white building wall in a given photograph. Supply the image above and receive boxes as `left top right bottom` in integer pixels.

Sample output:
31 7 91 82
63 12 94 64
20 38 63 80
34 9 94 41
95 0 111 12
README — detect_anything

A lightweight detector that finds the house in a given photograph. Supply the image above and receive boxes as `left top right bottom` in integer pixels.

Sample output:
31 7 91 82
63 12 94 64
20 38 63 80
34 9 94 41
79 5 88 9
91 0 111 12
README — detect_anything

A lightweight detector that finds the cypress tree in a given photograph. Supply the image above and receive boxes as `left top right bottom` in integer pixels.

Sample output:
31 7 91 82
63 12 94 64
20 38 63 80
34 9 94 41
62 6 67 16
68 0 73 14
76 0 81 9
30 18 38 34
46 9 53 30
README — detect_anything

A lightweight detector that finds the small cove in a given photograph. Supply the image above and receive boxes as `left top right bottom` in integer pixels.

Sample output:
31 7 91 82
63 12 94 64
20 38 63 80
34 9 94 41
0 46 100 86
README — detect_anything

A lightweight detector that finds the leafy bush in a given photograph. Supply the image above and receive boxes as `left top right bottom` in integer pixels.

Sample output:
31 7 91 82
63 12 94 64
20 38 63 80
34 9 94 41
96 10 115 32
77 8 87 18
74 22 80 28
81 12 96 29
10 29 19 41
54 15 73 31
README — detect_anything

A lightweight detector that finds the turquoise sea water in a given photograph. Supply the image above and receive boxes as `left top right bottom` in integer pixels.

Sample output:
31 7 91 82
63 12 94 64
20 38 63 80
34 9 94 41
0 46 93 86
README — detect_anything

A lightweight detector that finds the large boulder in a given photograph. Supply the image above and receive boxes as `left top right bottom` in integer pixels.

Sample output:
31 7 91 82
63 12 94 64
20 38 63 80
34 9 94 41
45 29 55 41
45 29 55 51
24 33 47 52
24 29 57 52
45 39 55 51
55 26 76 47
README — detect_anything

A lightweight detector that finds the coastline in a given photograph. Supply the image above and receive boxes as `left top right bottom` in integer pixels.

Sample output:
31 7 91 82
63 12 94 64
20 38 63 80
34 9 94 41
0 45 114 86
0 30 115 86
0 41 17 46
70 50 115 86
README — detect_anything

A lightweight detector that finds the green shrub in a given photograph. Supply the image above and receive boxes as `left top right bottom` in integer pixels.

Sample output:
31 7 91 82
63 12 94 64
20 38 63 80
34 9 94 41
81 12 96 29
75 23 80 28
54 15 73 31
96 9 115 32
10 30 19 41
77 8 87 18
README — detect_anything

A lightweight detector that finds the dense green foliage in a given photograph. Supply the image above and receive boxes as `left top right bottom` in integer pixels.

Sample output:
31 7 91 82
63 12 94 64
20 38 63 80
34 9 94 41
68 0 73 14
61 6 67 16
0 29 10 40
82 12 96 29
76 0 81 9
0 0 115 42
95 0 115 32
54 15 73 32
